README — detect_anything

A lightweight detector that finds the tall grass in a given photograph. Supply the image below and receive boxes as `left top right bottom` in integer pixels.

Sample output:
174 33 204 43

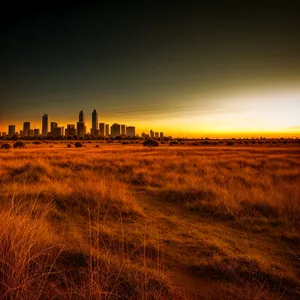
0 144 299 299
0 199 64 299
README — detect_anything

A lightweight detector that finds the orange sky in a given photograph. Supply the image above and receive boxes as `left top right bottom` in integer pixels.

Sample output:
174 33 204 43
1 85 299 138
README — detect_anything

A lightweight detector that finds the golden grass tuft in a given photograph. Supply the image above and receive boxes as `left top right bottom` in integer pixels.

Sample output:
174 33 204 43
0 201 64 299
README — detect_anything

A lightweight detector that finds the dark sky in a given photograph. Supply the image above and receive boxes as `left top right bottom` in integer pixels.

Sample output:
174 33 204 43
1 2 299 136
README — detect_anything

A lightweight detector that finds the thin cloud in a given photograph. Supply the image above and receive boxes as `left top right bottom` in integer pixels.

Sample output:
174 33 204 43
289 126 300 130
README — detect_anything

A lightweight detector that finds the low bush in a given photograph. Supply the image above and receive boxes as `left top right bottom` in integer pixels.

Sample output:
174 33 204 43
13 141 25 149
143 140 159 147
1 143 11 149
74 141 83 148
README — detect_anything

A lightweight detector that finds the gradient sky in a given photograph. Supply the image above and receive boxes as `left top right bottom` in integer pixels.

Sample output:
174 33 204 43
1 2 299 137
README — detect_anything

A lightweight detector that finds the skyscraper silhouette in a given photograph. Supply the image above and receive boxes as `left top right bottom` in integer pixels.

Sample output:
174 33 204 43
121 124 126 136
79 110 84 123
77 122 85 138
8 125 15 137
126 126 135 137
23 122 30 137
110 123 121 137
51 122 58 135
42 114 48 136
150 129 154 138
92 109 98 136
99 123 105 136
77 110 86 138
105 124 109 136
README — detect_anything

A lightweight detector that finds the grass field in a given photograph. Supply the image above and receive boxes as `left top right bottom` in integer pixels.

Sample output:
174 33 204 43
0 143 299 299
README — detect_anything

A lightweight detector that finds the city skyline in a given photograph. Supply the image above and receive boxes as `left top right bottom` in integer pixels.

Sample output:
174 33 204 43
0 109 146 139
0 3 299 138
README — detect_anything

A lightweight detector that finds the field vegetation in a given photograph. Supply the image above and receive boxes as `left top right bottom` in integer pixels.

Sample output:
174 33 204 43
0 142 299 299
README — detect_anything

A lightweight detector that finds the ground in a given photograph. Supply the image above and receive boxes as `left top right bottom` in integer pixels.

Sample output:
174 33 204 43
0 142 299 299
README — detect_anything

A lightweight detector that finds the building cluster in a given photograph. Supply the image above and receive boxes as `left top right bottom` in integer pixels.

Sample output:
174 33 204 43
141 130 164 139
2 110 164 139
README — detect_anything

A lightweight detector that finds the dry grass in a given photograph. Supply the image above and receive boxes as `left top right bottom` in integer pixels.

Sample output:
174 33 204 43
0 144 299 299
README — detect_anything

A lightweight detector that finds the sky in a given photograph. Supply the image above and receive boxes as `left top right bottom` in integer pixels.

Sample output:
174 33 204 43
0 2 299 138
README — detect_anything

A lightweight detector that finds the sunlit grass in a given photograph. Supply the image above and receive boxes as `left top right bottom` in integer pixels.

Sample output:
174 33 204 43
0 144 299 299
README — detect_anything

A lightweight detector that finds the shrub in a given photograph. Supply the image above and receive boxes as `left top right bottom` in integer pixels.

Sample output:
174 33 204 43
33 141 41 145
169 141 179 146
143 140 159 147
1 143 11 149
74 141 83 148
226 141 234 146
13 141 25 149
67 144 72 148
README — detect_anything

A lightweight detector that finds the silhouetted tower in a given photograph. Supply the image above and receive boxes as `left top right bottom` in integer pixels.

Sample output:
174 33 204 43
50 122 58 136
105 124 109 136
42 114 48 136
8 125 16 137
92 109 98 136
23 122 30 137
111 123 121 137
99 123 105 136
121 124 126 135
150 129 154 138
79 110 85 123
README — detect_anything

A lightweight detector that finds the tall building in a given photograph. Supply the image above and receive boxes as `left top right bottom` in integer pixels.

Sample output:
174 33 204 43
110 123 121 137
155 132 159 138
126 126 135 137
66 124 76 137
99 123 105 136
77 122 86 138
92 109 98 136
52 127 63 138
50 122 58 136
141 132 148 139
42 114 48 136
23 122 30 137
8 125 16 137
79 110 84 123
121 124 126 136
105 124 109 136
76 110 86 138
29 129 34 137
34 129 40 137
160 132 164 138
150 129 154 138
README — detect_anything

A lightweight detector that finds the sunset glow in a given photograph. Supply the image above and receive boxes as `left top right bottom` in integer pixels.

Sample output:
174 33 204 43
0 3 299 138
